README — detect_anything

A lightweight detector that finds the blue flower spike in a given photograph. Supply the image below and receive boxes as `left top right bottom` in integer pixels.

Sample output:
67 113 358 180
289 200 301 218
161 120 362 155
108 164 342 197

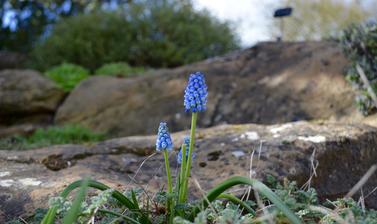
156 122 173 152
184 72 208 113
177 137 195 164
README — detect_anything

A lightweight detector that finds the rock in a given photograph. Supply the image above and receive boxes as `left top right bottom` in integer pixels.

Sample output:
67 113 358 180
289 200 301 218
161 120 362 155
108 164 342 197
55 41 359 137
1 121 377 221
0 70 65 135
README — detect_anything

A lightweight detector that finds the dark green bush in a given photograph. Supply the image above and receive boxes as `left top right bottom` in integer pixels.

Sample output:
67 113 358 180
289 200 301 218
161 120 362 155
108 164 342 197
95 62 145 77
339 22 377 115
30 1 239 71
45 63 89 91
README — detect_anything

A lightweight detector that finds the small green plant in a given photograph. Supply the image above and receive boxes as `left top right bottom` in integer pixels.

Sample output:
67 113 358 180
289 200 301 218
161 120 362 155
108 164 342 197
339 22 377 115
95 62 145 77
45 63 90 91
0 125 105 150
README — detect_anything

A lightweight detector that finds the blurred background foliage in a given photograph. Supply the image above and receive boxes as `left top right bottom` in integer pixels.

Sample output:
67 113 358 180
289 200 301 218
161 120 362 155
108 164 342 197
271 0 375 41
339 22 377 115
0 0 107 52
45 63 89 91
1 0 240 71
95 62 145 77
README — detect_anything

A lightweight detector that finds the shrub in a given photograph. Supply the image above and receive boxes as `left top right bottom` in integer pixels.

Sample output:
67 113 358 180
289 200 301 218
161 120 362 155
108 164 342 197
339 22 377 115
0 125 105 150
95 62 145 77
45 63 89 91
30 1 239 71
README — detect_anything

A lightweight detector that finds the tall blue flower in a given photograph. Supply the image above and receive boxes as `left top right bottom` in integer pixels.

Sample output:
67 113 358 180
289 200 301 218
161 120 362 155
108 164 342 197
156 122 173 152
184 72 208 113
177 137 195 164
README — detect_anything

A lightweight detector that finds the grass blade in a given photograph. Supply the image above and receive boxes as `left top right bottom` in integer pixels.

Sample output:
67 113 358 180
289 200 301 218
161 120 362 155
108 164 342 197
42 179 137 224
218 193 256 216
62 177 89 224
196 176 302 224
98 209 141 224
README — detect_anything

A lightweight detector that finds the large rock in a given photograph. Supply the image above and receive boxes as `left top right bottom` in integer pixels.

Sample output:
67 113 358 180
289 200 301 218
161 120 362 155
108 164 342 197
0 70 65 135
1 121 377 222
55 41 358 137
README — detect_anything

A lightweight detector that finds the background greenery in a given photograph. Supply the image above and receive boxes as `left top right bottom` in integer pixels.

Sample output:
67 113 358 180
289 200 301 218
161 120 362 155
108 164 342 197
339 22 377 115
0 125 105 150
25 0 239 71
45 63 90 91
95 62 145 77
272 0 375 41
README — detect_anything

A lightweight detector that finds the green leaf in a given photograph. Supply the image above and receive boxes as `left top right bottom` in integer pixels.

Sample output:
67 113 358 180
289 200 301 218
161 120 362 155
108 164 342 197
196 176 302 224
62 177 89 224
217 193 255 216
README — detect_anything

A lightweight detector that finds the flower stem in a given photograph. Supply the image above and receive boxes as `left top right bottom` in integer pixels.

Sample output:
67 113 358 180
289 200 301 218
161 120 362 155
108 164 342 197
163 150 173 216
178 144 187 203
182 112 198 202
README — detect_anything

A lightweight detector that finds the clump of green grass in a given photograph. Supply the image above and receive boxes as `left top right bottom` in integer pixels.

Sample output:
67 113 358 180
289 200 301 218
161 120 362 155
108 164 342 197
45 63 90 92
95 62 145 77
0 125 105 150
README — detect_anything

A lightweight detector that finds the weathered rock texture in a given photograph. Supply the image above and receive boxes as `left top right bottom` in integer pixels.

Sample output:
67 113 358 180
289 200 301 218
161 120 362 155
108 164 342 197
1 121 377 222
0 70 65 136
55 41 358 137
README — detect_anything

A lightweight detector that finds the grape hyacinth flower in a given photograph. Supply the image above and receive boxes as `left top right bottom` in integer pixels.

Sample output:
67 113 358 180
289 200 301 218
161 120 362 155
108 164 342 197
180 72 208 203
184 72 208 113
156 122 173 152
156 122 174 215
177 137 195 164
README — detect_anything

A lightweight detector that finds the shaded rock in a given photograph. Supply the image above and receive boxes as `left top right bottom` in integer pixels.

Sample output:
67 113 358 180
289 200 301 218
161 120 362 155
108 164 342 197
55 41 358 137
1 121 377 221
0 70 65 135
0 124 41 138
0 51 27 69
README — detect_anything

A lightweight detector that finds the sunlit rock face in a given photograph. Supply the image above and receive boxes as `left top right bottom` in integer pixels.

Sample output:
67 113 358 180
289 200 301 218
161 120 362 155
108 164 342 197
1 121 377 221
55 41 358 137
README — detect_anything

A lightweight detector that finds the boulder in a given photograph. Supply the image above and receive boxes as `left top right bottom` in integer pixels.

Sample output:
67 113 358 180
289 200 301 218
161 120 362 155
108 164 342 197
55 41 359 137
0 70 65 134
1 121 377 222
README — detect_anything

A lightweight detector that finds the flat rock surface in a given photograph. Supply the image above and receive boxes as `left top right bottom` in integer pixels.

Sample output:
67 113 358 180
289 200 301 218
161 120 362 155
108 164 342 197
1 121 377 222
55 41 359 137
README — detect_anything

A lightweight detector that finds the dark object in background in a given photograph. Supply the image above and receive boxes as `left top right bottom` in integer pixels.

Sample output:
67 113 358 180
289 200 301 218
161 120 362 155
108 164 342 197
274 7 293 18
273 7 293 42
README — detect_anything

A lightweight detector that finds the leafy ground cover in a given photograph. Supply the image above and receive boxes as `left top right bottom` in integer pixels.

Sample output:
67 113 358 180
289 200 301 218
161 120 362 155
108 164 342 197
95 62 145 77
6 176 377 224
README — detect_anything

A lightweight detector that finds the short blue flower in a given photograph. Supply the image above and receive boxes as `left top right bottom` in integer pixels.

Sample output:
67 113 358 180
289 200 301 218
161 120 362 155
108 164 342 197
177 137 195 164
184 72 208 113
156 122 173 152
